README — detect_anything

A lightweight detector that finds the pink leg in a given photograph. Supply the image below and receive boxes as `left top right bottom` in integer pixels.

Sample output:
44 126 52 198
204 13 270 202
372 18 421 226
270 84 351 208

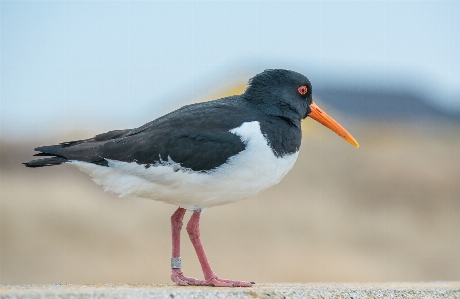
186 211 253 287
170 207 206 286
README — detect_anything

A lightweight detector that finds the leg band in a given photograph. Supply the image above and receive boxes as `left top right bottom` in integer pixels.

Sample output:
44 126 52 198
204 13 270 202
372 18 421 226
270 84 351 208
171 257 182 269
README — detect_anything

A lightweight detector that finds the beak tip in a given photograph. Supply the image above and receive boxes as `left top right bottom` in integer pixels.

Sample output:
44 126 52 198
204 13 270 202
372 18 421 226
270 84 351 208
309 102 359 149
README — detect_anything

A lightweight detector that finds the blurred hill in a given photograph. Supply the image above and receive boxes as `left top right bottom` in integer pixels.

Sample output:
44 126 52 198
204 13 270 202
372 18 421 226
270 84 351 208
315 87 460 123
1 84 460 284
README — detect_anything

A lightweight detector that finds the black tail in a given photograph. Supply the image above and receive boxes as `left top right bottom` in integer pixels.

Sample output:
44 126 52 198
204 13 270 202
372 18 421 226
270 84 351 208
23 156 68 168
23 130 131 168
23 140 85 168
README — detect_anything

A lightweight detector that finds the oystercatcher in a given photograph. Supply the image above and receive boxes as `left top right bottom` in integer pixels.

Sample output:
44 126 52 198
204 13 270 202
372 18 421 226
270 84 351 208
24 69 358 287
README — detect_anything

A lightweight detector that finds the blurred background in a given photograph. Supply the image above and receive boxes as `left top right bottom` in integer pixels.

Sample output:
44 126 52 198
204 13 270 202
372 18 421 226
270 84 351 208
1 1 459 284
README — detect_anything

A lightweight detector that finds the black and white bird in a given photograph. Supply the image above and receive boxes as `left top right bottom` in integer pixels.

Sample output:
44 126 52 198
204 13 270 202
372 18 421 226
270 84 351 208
24 69 358 287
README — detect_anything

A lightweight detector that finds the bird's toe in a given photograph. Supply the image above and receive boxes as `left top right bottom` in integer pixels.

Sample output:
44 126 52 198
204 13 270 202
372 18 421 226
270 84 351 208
206 276 253 287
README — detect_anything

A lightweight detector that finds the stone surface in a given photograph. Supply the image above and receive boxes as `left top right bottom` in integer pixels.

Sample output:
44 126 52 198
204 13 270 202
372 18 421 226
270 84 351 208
1 283 459 299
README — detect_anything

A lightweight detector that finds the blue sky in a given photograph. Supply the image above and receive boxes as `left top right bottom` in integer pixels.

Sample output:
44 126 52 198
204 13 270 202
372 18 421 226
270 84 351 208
1 1 459 140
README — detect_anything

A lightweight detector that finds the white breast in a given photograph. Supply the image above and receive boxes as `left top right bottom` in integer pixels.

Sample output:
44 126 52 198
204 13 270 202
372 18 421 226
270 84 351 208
70 121 299 210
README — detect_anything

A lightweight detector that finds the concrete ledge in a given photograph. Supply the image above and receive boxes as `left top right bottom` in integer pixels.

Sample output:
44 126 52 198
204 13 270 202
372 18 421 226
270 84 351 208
1 283 459 299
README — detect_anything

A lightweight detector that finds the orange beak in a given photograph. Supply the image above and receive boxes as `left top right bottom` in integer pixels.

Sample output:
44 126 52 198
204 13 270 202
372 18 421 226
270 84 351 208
308 102 359 148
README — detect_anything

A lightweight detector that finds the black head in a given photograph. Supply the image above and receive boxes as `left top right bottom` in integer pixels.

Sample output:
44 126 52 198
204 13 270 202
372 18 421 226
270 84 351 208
243 69 313 125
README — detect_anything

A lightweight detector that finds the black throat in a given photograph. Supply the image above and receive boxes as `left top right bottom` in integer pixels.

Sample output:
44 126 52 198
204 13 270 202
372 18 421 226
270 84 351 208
256 114 302 157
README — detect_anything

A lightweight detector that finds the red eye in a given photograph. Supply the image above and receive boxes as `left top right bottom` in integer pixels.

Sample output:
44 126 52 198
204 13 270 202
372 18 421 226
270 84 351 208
298 86 308 95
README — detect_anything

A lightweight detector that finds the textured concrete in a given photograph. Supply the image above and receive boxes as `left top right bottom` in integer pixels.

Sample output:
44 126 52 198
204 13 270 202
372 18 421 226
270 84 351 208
1 283 459 299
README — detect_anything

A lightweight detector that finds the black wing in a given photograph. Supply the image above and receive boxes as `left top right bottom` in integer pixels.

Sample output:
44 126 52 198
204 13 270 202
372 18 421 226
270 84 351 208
24 96 252 171
97 127 245 171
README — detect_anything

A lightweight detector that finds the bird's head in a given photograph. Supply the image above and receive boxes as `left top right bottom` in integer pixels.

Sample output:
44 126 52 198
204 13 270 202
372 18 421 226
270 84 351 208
244 69 359 148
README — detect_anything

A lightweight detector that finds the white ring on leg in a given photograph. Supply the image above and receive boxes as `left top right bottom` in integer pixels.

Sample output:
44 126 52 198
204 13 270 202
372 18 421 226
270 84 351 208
171 257 182 269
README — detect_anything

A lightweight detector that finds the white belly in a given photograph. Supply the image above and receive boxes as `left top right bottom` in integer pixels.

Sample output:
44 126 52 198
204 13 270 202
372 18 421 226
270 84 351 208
70 121 298 210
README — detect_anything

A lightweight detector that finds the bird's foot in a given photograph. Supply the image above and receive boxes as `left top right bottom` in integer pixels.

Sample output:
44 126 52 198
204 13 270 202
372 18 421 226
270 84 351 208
205 276 254 287
171 269 207 286
171 269 254 287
